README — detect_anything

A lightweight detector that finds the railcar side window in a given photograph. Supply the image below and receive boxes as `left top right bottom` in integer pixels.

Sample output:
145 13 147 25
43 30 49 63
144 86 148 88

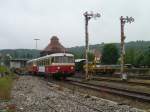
46 59 49 65
51 57 54 63
45 59 47 65
37 61 39 66
49 58 51 64
44 59 46 65
33 61 36 66
42 60 45 66
40 60 42 66
43 60 45 66
41 60 43 66
39 60 40 66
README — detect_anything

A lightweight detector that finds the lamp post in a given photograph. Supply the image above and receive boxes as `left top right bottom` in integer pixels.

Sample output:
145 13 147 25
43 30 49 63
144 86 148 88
120 16 134 80
83 11 101 80
34 38 40 50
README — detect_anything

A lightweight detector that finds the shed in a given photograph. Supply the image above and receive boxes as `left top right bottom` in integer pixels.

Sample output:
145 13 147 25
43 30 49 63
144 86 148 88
10 59 28 69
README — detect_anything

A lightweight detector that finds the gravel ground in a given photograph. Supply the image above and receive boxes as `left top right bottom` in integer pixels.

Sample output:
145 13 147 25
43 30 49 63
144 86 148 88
0 76 145 112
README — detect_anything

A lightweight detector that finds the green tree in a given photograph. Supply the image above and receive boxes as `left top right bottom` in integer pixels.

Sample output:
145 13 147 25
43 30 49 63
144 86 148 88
125 48 135 65
134 53 144 67
26 53 33 59
13 51 18 58
3 54 11 67
133 46 150 67
101 44 119 64
88 52 95 62
143 46 150 67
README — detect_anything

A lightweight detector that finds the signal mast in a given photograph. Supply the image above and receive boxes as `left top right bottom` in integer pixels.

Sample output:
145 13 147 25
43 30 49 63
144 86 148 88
83 11 101 80
120 16 134 80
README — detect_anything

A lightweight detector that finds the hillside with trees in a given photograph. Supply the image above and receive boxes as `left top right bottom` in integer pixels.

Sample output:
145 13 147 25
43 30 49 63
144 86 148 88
69 41 150 57
101 44 119 64
0 49 40 59
69 40 150 66
0 40 150 66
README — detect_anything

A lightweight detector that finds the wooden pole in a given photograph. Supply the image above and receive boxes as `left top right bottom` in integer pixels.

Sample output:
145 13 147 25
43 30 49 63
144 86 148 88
120 16 126 80
85 13 89 80
83 11 100 80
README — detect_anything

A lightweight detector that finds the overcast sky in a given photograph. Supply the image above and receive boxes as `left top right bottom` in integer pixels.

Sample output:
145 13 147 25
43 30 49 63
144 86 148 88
0 0 149 49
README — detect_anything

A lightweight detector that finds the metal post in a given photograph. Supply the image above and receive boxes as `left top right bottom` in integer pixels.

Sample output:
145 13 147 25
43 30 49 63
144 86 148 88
83 11 100 80
85 12 89 80
120 16 134 80
34 38 40 49
120 16 126 80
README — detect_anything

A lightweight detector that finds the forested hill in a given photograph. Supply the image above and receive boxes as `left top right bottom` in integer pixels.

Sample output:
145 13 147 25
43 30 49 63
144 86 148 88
124 41 150 51
69 40 150 58
0 49 40 59
69 40 150 53
0 40 150 59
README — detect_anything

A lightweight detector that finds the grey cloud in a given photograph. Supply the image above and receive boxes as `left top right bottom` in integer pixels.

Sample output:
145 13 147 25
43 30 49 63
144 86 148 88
0 0 149 49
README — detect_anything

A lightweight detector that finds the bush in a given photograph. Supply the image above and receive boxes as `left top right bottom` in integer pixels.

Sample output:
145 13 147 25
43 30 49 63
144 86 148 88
0 76 13 99
0 66 16 100
0 66 8 73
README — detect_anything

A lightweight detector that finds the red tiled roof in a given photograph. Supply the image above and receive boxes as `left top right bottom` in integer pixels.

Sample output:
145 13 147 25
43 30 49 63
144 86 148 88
44 36 66 51
40 36 67 56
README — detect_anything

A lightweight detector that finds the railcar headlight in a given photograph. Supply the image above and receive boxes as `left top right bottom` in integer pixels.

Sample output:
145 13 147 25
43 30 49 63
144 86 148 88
71 66 74 69
57 66 60 69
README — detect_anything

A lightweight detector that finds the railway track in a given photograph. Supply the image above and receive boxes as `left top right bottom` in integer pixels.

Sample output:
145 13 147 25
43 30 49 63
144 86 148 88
66 78 150 102
34 76 103 112
93 76 150 86
47 82 103 112
73 74 150 86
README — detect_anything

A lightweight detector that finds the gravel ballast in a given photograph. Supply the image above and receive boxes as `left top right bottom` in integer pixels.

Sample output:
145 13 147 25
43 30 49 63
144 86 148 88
0 76 145 112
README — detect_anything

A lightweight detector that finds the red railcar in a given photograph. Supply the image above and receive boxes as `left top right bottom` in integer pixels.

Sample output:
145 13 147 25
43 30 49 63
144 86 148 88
27 53 75 78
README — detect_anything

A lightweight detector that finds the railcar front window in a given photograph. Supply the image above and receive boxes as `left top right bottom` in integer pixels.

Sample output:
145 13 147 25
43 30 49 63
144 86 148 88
63 56 68 63
51 57 54 63
63 56 74 63
68 57 74 63
54 56 62 63
59 57 63 63
54 56 74 63
54 57 59 63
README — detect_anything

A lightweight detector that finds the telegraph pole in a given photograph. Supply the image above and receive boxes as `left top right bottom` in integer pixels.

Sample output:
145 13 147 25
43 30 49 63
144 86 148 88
83 11 100 80
120 16 134 80
34 38 40 49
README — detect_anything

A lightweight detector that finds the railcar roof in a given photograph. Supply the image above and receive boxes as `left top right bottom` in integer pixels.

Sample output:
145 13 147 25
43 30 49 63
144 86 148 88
75 59 86 62
27 53 74 63
50 53 74 57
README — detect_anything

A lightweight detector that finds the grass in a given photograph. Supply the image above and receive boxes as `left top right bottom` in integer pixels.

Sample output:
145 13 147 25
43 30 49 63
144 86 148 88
0 76 13 100
0 66 10 74
0 66 17 112
0 66 16 100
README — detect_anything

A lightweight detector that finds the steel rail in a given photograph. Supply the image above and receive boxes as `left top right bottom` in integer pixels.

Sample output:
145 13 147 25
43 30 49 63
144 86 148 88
66 78 150 102
73 74 150 86
93 77 150 86
39 77 103 112
47 82 103 112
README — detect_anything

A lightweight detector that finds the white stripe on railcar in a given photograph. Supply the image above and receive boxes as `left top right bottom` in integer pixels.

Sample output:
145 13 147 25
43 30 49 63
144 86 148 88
38 66 45 72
